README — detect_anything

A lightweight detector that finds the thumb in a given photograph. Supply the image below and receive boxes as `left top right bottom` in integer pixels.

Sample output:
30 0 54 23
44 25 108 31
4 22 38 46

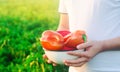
76 42 92 50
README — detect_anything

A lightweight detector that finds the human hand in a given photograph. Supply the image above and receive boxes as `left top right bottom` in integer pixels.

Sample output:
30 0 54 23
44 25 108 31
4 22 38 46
64 40 104 67
43 54 57 66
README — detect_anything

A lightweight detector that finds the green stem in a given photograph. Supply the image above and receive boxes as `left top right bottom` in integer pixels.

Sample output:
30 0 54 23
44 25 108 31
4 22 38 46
82 34 87 42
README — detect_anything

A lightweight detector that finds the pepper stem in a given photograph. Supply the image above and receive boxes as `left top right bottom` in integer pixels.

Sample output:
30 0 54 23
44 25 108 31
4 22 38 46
82 34 87 42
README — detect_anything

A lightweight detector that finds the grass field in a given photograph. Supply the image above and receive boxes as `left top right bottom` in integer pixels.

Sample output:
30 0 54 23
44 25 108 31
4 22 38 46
0 0 69 72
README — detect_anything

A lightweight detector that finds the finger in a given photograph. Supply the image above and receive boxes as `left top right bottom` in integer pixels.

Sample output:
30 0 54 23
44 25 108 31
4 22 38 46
67 50 91 60
47 59 57 66
43 54 48 59
67 51 82 57
43 54 58 66
70 62 86 67
47 59 53 64
64 57 89 64
76 41 92 49
53 63 57 66
65 61 86 67
79 51 92 59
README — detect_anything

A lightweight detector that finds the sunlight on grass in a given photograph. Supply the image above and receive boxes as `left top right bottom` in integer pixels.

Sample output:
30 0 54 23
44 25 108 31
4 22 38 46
0 0 59 20
0 0 68 72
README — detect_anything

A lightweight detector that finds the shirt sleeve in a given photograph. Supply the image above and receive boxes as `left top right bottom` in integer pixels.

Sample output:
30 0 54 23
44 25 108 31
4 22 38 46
58 0 68 13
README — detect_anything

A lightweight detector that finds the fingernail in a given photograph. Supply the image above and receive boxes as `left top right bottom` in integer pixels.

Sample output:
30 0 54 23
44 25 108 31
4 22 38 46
63 60 67 62
63 60 65 63
47 60 52 63
65 63 69 66
67 51 72 54
76 45 80 49
53 63 57 66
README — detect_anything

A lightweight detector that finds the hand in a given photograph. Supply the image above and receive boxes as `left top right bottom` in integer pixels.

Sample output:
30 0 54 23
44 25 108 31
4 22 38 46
43 54 57 66
64 40 104 67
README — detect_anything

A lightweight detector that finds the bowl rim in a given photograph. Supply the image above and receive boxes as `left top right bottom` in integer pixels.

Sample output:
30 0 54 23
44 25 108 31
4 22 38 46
43 48 82 52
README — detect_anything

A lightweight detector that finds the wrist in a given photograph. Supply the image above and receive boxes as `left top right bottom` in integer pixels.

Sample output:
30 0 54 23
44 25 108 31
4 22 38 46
57 28 69 31
101 37 120 51
101 40 111 51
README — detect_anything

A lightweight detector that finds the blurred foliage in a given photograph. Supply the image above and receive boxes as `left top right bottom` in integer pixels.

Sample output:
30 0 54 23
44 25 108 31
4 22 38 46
0 0 69 72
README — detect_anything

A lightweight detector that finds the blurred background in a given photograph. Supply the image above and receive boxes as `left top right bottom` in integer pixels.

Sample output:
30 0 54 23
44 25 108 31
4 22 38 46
0 0 68 72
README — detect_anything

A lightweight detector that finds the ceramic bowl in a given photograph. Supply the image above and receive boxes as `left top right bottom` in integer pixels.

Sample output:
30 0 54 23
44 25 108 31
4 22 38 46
44 49 84 64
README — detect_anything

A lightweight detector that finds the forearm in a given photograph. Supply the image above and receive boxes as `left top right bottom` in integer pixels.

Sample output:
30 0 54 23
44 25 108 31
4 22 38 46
57 24 69 31
57 13 69 31
103 37 120 51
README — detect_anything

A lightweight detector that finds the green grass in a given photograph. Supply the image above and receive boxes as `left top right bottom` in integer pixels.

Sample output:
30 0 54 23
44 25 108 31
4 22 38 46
0 0 69 72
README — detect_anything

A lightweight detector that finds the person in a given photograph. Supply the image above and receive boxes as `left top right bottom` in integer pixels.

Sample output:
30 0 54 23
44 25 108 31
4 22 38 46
43 0 120 72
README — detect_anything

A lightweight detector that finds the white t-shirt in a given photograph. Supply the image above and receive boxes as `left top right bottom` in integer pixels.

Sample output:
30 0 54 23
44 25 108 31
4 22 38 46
58 0 120 72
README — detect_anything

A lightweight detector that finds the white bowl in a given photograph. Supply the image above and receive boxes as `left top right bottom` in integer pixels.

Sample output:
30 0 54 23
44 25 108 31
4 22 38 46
44 49 84 64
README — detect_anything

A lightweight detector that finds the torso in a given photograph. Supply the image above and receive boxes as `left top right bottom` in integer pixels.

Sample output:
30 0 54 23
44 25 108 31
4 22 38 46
64 0 120 40
63 0 120 72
